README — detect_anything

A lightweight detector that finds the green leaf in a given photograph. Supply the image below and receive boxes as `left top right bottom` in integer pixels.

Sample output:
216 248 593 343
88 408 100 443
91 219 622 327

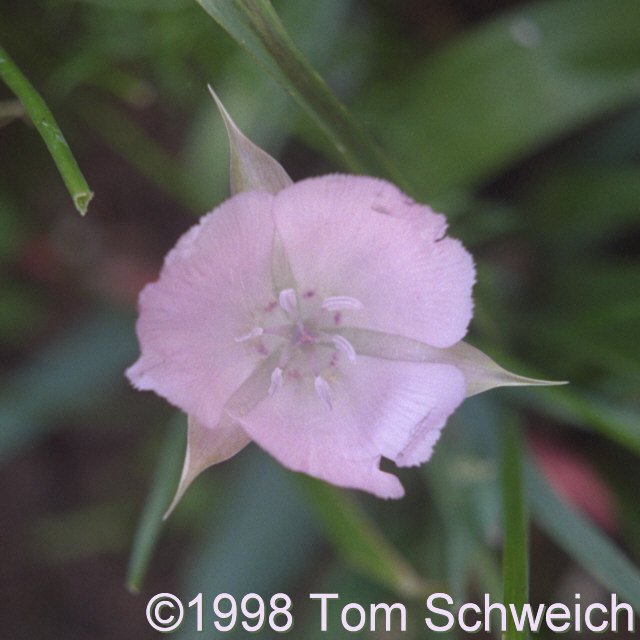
125 415 186 593
526 457 640 612
361 0 640 197
501 417 529 640
0 41 93 214
297 475 431 599
193 0 410 190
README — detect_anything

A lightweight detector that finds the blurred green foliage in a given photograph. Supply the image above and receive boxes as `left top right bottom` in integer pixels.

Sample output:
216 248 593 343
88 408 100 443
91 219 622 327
1 0 639 638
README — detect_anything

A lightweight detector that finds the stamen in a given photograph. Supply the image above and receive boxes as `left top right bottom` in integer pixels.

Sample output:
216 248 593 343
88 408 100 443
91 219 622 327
279 288 298 314
321 295 363 312
331 334 357 363
234 327 264 342
269 367 284 397
314 375 333 410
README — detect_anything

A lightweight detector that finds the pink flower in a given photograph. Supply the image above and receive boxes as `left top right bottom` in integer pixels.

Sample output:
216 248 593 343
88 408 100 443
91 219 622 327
128 90 560 509
127 174 475 498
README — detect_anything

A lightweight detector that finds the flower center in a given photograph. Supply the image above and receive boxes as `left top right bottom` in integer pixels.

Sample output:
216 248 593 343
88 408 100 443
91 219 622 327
235 288 362 409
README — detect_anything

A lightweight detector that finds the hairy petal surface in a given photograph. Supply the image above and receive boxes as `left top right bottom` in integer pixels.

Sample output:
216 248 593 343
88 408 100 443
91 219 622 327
272 175 475 348
374 364 467 467
232 355 466 498
126 190 279 429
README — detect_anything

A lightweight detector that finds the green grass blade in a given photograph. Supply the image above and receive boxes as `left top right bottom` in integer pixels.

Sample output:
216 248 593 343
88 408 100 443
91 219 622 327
193 0 411 191
0 41 93 214
296 475 431 599
526 457 640 611
501 417 529 640
125 414 187 593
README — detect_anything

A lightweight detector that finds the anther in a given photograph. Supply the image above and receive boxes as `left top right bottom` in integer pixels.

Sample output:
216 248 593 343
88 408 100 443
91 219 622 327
279 288 298 314
269 367 284 397
331 334 357 363
314 375 333 410
321 296 363 312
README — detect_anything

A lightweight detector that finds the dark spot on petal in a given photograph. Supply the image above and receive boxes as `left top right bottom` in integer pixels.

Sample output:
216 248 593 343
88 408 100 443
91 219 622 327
256 343 268 356
265 301 277 312
371 204 390 215
303 289 315 298
334 312 342 325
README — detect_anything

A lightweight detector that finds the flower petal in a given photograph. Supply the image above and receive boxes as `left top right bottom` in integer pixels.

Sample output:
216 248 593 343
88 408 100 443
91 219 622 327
272 175 475 348
126 189 280 429
232 355 466 498
365 362 467 467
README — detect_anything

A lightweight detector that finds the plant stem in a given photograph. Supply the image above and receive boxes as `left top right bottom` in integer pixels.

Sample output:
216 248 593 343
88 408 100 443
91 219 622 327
0 41 93 214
